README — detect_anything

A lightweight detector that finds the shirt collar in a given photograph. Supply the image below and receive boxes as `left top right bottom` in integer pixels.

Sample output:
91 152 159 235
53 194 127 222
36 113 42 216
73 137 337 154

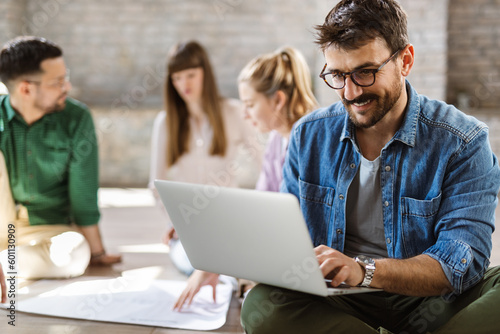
340 80 420 148
1 95 48 129
393 80 419 147
3 95 17 122
0 95 15 132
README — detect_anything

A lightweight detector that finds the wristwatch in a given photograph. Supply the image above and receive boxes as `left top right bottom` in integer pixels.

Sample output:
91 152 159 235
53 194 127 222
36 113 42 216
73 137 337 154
354 255 376 287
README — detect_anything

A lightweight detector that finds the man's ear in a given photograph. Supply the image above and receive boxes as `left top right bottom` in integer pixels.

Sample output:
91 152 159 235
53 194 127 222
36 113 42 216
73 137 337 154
401 44 415 77
15 80 35 99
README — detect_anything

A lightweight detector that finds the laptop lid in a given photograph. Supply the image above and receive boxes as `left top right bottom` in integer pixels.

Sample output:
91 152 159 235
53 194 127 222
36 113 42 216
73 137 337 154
154 180 381 296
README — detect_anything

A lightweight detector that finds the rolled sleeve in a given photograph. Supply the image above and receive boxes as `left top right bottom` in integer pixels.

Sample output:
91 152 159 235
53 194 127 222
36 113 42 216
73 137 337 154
424 240 475 298
425 129 500 298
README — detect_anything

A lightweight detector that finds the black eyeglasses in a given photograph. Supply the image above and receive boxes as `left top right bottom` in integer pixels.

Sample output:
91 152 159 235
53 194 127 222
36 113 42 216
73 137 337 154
319 50 401 90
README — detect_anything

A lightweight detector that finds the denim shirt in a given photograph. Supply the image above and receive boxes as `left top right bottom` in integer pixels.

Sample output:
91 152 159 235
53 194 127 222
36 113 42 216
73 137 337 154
281 81 500 297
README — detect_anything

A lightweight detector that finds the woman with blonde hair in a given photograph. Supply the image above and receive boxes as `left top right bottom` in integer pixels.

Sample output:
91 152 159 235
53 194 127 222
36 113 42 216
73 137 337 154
149 41 262 276
173 46 318 310
239 46 318 191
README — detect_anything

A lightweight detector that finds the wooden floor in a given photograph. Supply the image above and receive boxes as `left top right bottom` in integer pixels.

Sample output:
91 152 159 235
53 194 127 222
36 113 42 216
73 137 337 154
1 189 244 334
2 188 500 334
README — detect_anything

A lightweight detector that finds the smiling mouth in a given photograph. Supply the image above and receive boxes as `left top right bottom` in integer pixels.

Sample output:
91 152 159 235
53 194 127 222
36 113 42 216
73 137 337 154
344 94 378 109
353 100 372 107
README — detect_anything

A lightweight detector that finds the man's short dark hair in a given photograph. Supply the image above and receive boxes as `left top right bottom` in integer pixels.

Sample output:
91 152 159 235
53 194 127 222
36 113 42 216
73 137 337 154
315 0 409 53
0 36 63 85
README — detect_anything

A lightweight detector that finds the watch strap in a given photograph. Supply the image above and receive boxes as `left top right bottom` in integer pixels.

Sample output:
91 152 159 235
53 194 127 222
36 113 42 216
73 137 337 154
355 256 375 287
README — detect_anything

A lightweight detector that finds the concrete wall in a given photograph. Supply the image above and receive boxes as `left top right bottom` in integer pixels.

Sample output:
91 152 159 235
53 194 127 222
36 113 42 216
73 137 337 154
1 0 498 187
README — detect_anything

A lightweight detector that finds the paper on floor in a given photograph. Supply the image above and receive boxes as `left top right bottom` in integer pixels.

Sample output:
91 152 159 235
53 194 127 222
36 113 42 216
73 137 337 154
3 276 234 330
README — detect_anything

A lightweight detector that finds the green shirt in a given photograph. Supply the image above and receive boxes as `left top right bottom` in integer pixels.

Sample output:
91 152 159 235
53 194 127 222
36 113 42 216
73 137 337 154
0 95 100 226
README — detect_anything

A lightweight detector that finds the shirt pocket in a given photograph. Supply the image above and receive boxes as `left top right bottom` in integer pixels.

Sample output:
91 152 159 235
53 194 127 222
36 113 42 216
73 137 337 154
400 192 442 258
298 178 335 245
44 146 71 183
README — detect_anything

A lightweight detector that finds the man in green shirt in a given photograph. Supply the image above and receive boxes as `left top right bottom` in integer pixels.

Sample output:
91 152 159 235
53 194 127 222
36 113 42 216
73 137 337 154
0 36 121 279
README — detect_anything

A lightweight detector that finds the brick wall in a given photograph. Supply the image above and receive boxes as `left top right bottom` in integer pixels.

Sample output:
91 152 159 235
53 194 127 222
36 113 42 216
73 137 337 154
400 0 449 101
20 0 319 108
92 108 157 187
2 1 452 110
0 0 26 42
447 0 500 110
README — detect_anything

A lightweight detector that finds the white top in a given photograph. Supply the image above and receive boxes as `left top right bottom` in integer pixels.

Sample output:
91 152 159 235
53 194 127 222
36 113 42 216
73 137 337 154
149 98 264 204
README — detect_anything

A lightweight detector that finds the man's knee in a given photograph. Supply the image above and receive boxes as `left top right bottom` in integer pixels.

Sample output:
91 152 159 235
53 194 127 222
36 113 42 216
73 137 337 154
241 284 288 334
485 266 500 281
17 231 90 279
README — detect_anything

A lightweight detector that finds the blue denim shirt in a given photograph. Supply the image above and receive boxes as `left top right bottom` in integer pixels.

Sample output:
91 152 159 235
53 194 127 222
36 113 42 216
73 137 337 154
281 81 500 297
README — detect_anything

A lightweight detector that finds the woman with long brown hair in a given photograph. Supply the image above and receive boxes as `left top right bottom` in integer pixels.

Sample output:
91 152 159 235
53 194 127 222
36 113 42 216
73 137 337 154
149 41 262 276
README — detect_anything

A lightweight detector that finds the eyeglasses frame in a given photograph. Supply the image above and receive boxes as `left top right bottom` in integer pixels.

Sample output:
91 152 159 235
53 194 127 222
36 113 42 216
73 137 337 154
24 70 70 89
319 49 401 90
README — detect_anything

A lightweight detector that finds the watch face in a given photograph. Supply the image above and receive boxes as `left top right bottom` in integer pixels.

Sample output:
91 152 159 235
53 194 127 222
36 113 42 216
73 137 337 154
356 255 375 287
356 255 375 267
357 255 370 264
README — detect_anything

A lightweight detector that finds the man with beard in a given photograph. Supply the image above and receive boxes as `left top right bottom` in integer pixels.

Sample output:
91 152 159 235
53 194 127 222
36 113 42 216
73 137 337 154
0 36 120 281
241 1 500 333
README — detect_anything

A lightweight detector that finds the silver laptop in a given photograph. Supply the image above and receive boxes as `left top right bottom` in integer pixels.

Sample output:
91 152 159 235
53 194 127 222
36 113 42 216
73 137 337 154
154 180 382 296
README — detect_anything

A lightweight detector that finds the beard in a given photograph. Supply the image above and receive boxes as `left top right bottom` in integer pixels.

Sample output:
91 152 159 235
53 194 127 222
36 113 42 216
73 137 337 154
343 78 403 129
34 94 67 114
52 98 66 112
